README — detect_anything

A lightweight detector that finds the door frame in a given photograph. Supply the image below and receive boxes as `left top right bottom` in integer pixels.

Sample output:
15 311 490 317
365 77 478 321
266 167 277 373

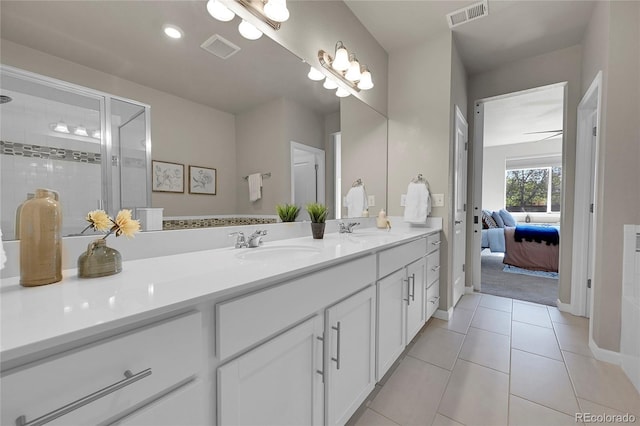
290 141 326 206
452 104 469 304
570 71 602 317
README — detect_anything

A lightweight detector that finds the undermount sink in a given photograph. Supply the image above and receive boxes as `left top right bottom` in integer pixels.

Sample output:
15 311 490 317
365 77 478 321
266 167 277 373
346 230 397 237
235 245 323 262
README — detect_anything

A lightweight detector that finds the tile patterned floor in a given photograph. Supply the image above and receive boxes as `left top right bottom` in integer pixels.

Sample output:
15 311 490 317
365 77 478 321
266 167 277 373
348 293 640 426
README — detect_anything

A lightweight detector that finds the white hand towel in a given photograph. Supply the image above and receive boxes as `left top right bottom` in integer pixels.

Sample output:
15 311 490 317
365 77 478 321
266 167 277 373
403 182 431 223
345 186 368 218
248 173 262 202
0 228 6 270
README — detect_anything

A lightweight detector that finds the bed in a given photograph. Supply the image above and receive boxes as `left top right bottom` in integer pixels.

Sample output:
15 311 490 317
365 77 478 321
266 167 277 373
481 209 559 272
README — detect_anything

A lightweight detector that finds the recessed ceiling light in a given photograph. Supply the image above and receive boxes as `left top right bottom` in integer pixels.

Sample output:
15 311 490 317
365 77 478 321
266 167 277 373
163 24 183 39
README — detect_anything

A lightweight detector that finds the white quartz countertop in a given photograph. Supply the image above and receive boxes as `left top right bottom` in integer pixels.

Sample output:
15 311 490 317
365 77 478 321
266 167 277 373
1 226 439 363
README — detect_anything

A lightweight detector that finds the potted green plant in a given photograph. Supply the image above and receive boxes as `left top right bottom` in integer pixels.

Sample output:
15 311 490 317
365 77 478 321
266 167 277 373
306 202 328 239
276 203 300 222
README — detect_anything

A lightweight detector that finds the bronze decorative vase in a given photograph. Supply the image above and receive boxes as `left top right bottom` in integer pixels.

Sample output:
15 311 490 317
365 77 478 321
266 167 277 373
311 223 326 239
78 239 122 278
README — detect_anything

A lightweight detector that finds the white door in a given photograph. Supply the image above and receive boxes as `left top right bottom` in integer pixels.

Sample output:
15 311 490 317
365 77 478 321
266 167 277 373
406 257 427 342
376 269 407 380
326 286 376 426
585 110 598 317
218 315 324 426
291 142 325 221
453 106 468 306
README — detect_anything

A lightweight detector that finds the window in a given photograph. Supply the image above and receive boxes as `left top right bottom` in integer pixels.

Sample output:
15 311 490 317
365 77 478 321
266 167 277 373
505 167 561 213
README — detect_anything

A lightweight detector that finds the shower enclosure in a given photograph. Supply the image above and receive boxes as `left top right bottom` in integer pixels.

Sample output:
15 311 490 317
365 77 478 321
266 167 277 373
0 66 151 239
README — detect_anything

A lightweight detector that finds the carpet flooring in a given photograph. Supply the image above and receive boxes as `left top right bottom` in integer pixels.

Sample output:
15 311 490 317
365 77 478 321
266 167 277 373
481 251 558 306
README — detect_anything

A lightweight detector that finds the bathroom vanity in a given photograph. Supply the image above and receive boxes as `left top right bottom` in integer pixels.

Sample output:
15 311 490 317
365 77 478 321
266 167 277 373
0 224 441 426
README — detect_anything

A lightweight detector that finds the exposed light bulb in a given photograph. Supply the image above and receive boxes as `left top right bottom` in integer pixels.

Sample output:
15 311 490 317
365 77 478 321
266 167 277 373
163 24 183 39
357 68 374 90
323 78 338 90
238 20 263 40
264 0 290 22
344 55 361 82
51 121 69 134
336 87 350 98
332 42 350 72
307 66 324 81
206 0 235 22
73 125 89 137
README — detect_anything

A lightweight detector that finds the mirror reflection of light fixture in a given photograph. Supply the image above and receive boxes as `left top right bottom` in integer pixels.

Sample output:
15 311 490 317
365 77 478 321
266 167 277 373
206 0 235 21
73 125 89 137
263 0 289 22
307 66 324 81
323 79 338 90
92 129 101 139
315 42 374 97
50 120 69 134
238 19 262 40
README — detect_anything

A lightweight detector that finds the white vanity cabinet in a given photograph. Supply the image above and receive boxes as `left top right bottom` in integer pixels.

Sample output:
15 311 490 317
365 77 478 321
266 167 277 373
425 232 442 320
0 312 204 426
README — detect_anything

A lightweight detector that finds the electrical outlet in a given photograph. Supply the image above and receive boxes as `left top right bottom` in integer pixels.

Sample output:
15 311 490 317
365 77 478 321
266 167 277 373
400 194 406 207
368 195 375 207
432 193 445 207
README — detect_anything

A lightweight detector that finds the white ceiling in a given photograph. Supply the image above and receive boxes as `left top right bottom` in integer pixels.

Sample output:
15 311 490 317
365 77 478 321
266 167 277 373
483 85 564 147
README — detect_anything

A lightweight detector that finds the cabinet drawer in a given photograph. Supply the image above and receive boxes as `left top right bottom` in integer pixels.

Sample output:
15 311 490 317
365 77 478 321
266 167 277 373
427 232 441 254
216 255 376 361
426 249 440 286
378 238 427 278
426 280 440 320
1 312 202 426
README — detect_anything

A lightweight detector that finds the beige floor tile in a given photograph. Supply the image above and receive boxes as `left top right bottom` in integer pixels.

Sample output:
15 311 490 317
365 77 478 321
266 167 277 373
370 355 451 426
577 398 639 425
438 359 509 426
512 321 562 360
470 306 512 336
479 294 513 312
432 307 475 335
547 306 589 328
509 395 578 426
510 349 580 415
563 351 640 416
458 327 510 373
512 302 552 328
408 325 465 371
455 293 482 312
432 413 465 426
552 322 593 357
349 408 400 426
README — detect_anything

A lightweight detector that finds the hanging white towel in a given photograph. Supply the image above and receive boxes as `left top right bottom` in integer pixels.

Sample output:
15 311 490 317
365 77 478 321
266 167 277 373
403 182 431 223
345 185 368 218
0 228 6 270
248 173 262 202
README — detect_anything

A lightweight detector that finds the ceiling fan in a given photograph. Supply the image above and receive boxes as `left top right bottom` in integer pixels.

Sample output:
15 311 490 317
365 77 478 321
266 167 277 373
523 129 563 140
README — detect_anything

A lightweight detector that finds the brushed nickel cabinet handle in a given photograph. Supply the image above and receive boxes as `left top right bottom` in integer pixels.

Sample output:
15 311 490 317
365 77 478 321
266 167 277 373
431 265 441 272
410 274 416 301
331 322 341 370
316 334 325 382
431 241 442 246
403 278 411 305
16 368 152 426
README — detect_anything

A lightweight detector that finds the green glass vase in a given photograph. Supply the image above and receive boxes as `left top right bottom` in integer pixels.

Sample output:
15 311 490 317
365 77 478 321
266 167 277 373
78 239 122 278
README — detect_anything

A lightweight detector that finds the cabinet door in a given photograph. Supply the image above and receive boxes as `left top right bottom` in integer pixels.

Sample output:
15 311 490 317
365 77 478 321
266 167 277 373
326 286 376 426
406 256 427 343
376 269 407 380
218 315 324 426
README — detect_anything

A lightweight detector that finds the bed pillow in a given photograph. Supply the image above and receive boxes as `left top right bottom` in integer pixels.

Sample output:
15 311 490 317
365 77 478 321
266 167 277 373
492 210 505 228
499 209 517 227
482 209 498 228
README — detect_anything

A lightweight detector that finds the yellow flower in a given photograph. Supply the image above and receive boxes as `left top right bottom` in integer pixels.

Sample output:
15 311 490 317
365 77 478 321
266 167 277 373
114 209 140 238
86 210 111 232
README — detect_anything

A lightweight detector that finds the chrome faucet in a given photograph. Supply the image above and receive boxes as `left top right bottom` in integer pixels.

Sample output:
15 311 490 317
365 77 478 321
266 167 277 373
229 231 248 248
247 230 268 248
338 222 360 233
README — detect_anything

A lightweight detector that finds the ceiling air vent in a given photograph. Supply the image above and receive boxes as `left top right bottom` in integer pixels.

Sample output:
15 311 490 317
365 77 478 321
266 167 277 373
200 34 241 60
446 0 489 29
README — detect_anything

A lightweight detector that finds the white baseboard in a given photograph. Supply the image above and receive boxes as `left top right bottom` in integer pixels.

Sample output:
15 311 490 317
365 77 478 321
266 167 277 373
465 286 475 294
434 308 453 321
555 299 573 313
589 337 621 365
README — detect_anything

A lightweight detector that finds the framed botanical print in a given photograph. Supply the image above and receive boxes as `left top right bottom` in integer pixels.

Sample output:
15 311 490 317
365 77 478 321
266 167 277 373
152 160 184 193
189 165 217 195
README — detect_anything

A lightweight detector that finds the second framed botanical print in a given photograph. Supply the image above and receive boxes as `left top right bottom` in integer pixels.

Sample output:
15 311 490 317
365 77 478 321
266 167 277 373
189 165 217 195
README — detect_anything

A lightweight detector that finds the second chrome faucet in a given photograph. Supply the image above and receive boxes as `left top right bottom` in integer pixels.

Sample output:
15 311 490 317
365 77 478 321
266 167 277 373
230 230 268 248
338 222 360 234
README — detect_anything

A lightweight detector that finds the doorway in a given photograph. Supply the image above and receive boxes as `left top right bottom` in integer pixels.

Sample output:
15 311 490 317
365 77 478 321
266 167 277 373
290 141 325 221
472 83 566 306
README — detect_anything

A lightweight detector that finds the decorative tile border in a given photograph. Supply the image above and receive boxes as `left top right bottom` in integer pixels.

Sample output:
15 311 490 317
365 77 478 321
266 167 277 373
163 217 277 230
1 140 101 164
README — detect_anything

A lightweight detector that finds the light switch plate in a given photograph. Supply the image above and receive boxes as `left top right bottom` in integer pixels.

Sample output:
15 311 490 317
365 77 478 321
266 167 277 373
432 193 445 207
400 194 406 207
368 195 375 207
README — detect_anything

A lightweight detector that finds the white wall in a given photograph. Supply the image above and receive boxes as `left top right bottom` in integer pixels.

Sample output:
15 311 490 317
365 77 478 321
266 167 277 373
482 138 563 211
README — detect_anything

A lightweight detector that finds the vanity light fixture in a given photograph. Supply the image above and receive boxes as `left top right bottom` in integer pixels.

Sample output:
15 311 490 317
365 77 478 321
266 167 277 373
163 24 183 39
50 120 69 134
206 0 235 22
263 0 290 22
72 125 89 137
335 87 350 98
315 42 374 96
91 130 101 139
208 0 288 41
238 19 262 40
322 78 338 90
307 66 324 81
